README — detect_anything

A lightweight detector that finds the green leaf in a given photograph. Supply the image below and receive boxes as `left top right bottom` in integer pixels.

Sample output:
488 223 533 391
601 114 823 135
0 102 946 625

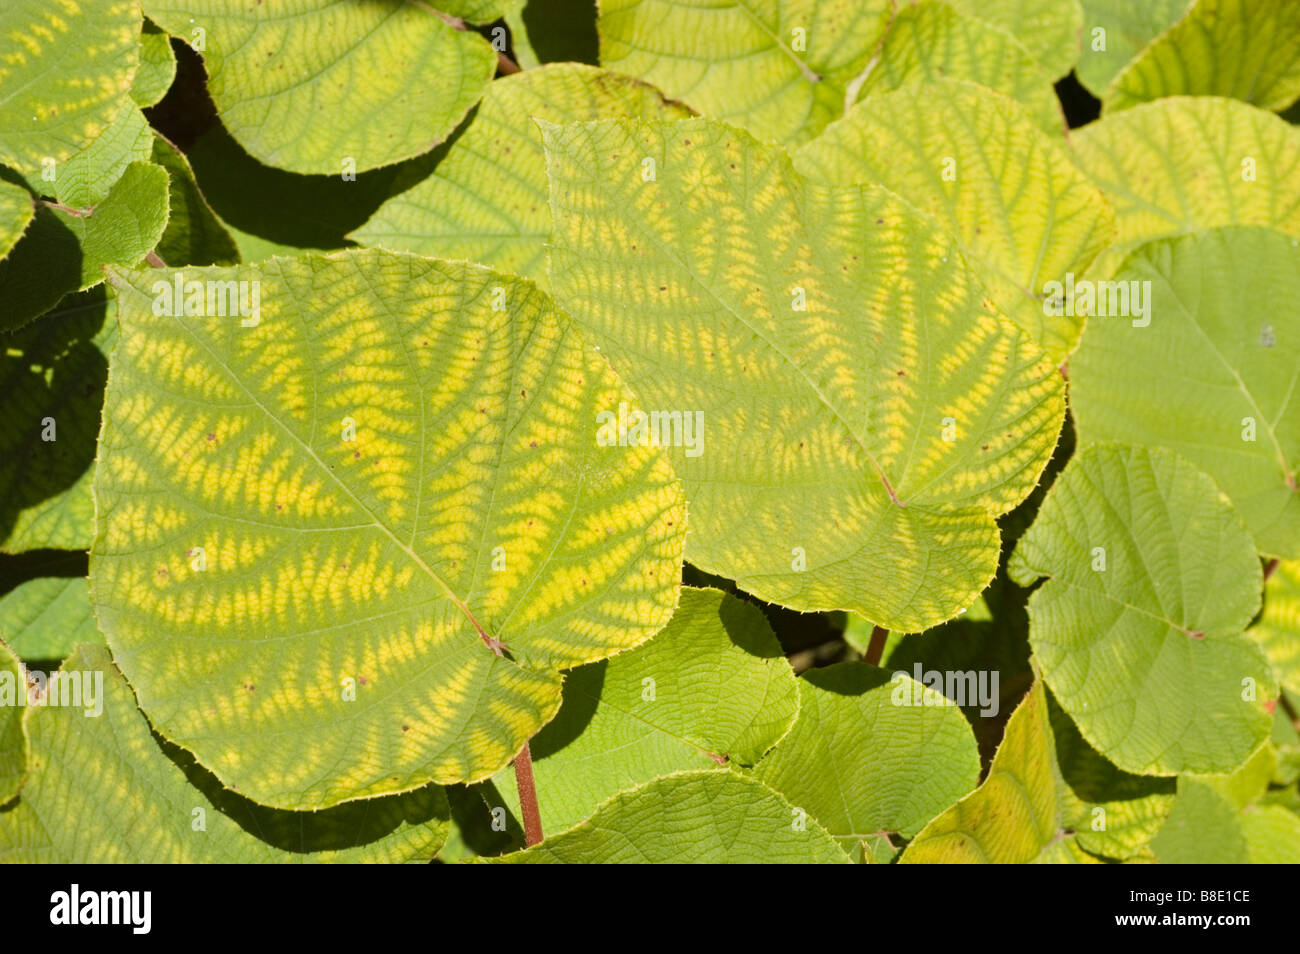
0 161 169 332
96 251 687 810
0 638 27 804
54 103 154 210
852 0 1064 135
0 288 114 552
1075 0 1189 97
1069 227 1300 558
1240 804 1300 863
901 682 1099 863
0 0 141 175
0 179 34 262
151 135 241 267
1072 97 1300 281
597 0 893 145
142 0 497 174
1009 444 1274 775
0 576 101 663
1047 692 1175 859
754 663 980 861
0 643 451 862
943 0 1083 80
1105 0 1300 114
494 586 799 834
796 79 1114 361
351 64 690 289
130 19 177 108
542 116 1065 631
1150 779 1250 863
492 770 852 863
1250 560 1300 694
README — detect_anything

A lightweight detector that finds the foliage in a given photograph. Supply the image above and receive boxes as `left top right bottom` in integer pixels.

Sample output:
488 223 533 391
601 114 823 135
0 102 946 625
0 0 1297 866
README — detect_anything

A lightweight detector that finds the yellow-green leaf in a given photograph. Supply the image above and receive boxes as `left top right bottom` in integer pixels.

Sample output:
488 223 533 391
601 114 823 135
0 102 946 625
1251 560 1300 694
1010 444 1274 775
0 643 451 862
597 0 893 145
944 0 1083 80
494 586 799 834
141 0 498 174
1069 227 1300 559
1072 96 1300 279
542 116 1065 631
1105 0 1300 113
853 0 1065 135
351 63 690 289
797 79 1113 360
901 682 1098 863
0 0 141 176
493 770 853 863
96 251 687 810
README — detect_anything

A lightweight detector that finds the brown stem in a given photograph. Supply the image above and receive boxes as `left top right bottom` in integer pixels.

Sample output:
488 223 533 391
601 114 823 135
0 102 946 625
514 741 544 847
864 625 888 666
1264 557 1280 582
145 251 168 268
496 51 521 75
1281 693 1300 733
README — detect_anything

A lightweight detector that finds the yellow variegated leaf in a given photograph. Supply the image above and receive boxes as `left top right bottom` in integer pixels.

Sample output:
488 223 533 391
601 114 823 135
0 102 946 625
141 0 498 174
542 117 1065 631
0 644 452 862
1106 0 1300 114
854 0 1065 135
351 64 691 288
597 0 893 145
95 251 687 810
0 0 141 176
797 79 1114 360
1072 96 1300 279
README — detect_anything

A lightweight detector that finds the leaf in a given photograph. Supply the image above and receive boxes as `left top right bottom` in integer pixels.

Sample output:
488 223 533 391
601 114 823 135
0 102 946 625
900 682 1099 863
541 116 1065 631
0 643 451 862
494 586 799 834
351 64 691 289
0 576 101 662
130 19 178 108
0 288 114 552
1105 0 1300 114
1075 0 1189 97
1239 804 1300 863
796 79 1114 361
0 638 27 804
0 179 34 262
852 0 1064 135
1009 444 1274 775
754 662 980 861
597 0 893 145
1250 560 1300 694
1069 227 1300 558
96 251 687 810
943 0 1083 80
54 103 154 210
492 770 852 863
0 161 169 332
1150 779 1250 863
0 0 141 175
142 0 498 174
1047 691 1175 859
1071 97 1300 280
151 135 241 267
